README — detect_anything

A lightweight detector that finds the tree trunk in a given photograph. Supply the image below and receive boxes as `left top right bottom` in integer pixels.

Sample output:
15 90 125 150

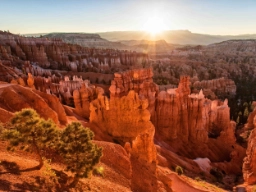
69 175 80 188
33 138 43 170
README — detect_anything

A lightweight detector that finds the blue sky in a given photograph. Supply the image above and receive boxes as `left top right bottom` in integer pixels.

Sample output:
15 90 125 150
0 0 256 35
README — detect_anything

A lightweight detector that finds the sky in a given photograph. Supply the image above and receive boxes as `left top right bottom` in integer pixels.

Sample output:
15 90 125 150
0 0 256 35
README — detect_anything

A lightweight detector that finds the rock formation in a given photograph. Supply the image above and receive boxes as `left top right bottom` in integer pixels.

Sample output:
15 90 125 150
27 73 35 89
243 128 256 184
33 89 67 124
0 31 148 78
109 68 158 119
90 90 152 140
0 82 67 125
73 82 101 119
154 77 212 144
192 77 236 98
90 88 158 191
243 105 256 185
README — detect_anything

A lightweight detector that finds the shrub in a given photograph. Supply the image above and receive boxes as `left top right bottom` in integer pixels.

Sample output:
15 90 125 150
195 177 201 181
210 168 223 182
175 166 183 175
93 166 104 177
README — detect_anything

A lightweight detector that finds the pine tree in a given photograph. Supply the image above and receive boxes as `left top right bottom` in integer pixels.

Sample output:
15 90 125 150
244 107 249 118
236 116 240 124
1 108 59 169
58 122 102 187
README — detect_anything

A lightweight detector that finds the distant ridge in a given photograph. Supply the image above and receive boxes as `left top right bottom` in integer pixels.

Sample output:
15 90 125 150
23 30 256 45
98 30 256 45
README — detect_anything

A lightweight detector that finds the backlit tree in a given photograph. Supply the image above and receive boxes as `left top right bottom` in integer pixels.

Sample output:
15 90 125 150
58 122 102 187
1 108 59 169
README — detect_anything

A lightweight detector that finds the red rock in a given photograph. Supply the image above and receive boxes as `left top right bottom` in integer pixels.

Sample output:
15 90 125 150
0 83 67 125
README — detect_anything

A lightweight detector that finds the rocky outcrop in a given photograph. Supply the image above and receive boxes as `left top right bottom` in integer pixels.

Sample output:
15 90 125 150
243 128 256 184
33 89 67 124
27 73 35 89
154 76 235 145
109 68 158 119
154 76 245 167
244 102 256 130
90 90 152 139
243 105 256 184
154 77 208 143
0 83 67 125
73 82 101 119
109 68 157 97
90 88 157 191
94 141 132 185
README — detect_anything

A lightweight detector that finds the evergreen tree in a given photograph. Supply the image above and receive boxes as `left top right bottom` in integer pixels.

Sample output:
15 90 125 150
236 116 240 125
244 107 249 118
1 108 59 169
58 122 102 187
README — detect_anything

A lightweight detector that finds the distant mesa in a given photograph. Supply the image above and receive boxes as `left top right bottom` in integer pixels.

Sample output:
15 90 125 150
24 30 256 45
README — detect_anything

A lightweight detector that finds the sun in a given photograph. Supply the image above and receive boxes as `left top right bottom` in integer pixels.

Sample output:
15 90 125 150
143 16 167 35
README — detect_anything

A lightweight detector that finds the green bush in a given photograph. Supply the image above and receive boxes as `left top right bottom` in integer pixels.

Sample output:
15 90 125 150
175 166 183 175
195 177 201 181
58 122 102 187
93 166 104 177
210 168 223 182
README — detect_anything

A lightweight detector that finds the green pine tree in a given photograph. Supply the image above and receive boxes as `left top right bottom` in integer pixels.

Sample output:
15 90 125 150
236 116 240 124
58 122 102 187
1 108 59 169
244 107 249 118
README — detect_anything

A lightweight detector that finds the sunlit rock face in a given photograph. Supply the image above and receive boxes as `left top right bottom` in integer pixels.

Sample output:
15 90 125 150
107 71 242 171
109 68 158 97
154 77 209 143
90 87 157 192
154 76 234 145
73 82 102 119
90 90 152 139
0 83 67 125
109 68 158 120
